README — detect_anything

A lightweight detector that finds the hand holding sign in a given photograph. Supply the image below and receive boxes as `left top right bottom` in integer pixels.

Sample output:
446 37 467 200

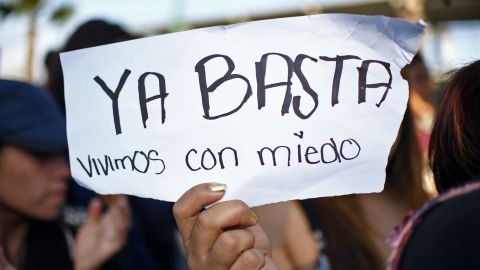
61 14 424 206
173 183 277 270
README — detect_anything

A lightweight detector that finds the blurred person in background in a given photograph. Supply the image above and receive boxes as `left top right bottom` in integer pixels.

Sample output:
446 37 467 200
44 19 137 115
402 54 437 158
0 79 130 270
401 53 439 195
44 19 185 270
388 59 480 270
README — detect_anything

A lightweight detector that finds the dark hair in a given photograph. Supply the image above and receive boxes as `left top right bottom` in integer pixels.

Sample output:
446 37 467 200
385 105 427 208
429 60 480 193
44 19 135 114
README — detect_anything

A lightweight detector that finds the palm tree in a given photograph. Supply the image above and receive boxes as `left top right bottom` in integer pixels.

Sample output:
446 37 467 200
0 0 73 81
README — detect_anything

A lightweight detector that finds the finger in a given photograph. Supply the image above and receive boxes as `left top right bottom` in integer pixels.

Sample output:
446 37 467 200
206 229 255 268
102 194 118 205
262 256 279 270
103 195 129 213
247 224 271 256
173 182 226 239
86 197 103 224
190 200 257 258
229 248 265 270
111 196 131 225
101 205 130 249
117 196 132 231
106 196 131 233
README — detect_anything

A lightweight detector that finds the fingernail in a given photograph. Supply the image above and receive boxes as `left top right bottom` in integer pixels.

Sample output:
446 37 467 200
251 211 259 222
208 183 226 192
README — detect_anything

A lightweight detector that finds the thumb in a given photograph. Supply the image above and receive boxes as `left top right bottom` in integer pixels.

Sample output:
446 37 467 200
86 197 103 224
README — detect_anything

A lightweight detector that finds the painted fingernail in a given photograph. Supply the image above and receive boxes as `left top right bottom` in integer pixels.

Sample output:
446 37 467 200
208 183 226 192
251 211 259 222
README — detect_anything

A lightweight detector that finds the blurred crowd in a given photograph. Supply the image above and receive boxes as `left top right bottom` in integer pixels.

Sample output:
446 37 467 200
1 18 479 270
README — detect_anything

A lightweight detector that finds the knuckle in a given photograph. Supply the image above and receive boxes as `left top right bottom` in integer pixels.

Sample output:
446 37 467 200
245 231 255 247
231 200 250 216
196 211 212 230
218 232 239 252
241 249 264 268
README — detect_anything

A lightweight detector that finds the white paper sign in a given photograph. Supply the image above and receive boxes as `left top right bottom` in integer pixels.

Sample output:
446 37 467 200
61 14 424 206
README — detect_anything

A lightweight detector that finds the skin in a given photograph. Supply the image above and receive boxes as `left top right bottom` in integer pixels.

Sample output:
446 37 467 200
173 183 278 270
0 146 69 221
175 185 413 270
176 133 420 270
0 145 130 270
251 133 419 269
253 194 411 270
404 60 435 106
252 202 318 270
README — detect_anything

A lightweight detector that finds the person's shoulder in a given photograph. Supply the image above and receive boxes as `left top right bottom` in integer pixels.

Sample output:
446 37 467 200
397 183 480 270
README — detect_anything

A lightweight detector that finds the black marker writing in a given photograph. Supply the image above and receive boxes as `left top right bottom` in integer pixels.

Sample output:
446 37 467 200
257 135 361 167
357 60 392 107
138 72 169 128
185 146 239 171
94 69 131 135
256 53 294 115
192 53 394 121
319 55 361 106
76 149 166 177
195 54 252 120
292 54 319 119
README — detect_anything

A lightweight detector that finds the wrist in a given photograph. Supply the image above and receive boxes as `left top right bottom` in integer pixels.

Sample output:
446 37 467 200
74 254 102 270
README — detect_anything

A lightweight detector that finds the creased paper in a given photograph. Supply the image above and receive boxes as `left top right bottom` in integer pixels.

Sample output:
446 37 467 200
61 14 424 206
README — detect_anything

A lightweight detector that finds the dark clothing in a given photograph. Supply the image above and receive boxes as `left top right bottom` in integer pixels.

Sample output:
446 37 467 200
23 221 72 270
388 180 480 270
67 180 181 270
129 197 178 269
23 220 135 270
